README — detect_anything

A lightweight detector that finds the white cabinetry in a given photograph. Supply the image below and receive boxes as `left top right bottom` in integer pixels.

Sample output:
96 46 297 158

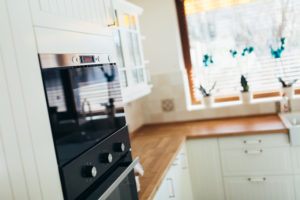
29 0 113 35
295 175 300 200
114 0 151 103
186 138 225 200
219 133 294 200
185 133 295 200
224 176 295 200
292 147 300 174
153 144 194 200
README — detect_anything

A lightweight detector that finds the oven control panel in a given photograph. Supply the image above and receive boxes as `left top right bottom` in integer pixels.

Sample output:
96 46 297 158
39 53 116 69
61 126 131 200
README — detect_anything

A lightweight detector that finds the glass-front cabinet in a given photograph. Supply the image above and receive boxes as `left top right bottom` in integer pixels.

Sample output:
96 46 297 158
113 0 152 103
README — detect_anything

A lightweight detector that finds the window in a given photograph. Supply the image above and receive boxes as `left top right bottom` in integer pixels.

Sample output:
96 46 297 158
176 0 300 105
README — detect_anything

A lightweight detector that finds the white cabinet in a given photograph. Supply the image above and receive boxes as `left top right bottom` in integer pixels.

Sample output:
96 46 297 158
220 147 292 176
295 175 300 200
29 0 113 35
186 138 225 200
113 0 151 103
292 147 300 174
153 144 194 200
224 176 295 200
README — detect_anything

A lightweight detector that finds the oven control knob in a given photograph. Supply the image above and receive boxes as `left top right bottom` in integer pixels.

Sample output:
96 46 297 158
72 57 78 63
101 153 113 163
114 143 125 152
83 165 97 178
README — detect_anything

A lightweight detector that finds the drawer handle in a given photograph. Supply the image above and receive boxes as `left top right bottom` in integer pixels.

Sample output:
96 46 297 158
248 177 266 182
243 139 262 144
244 149 263 154
167 178 175 198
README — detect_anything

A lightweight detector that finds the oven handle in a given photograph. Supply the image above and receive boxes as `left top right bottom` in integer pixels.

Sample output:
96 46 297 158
98 157 139 200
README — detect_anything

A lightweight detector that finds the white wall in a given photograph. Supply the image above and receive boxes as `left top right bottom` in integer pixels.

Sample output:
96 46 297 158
128 0 300 125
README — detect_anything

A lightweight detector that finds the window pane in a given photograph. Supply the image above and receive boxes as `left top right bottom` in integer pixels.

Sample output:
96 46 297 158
184 0 300 101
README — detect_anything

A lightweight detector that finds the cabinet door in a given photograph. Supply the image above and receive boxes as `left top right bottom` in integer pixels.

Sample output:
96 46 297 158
186 139 225 200
296 175 300 200
29 0 112 35
224 176 295 200
292 147 300 174
153 178 169 200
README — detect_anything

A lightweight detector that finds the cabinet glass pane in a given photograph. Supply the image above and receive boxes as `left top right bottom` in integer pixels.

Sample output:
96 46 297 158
132 69 138 84
120 71 128 88
113 30 125 68
131 33 142 66
138 68 144 83
129 15 136 30
124 31 136 67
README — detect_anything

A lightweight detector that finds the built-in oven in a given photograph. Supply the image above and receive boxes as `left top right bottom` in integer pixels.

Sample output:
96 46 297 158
39 53 138 200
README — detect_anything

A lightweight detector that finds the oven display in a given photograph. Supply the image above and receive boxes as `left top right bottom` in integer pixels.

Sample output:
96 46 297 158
80 55 95 63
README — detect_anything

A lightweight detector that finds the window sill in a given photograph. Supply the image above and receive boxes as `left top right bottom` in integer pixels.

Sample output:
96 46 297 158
187 96 296 111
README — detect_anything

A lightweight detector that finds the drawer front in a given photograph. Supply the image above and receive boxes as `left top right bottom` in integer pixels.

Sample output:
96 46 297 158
221 147 292 176
219 133 289 150
224 176 295 200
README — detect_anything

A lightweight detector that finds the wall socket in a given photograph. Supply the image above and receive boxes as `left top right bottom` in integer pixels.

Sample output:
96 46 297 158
161 99 175 112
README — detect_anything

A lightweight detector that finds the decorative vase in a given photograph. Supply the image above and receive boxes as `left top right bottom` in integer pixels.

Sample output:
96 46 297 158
282 86 293 99
203 96 213 107
241 91 252 104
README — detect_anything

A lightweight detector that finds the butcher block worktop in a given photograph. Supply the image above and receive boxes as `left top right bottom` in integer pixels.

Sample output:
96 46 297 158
130 115 288 200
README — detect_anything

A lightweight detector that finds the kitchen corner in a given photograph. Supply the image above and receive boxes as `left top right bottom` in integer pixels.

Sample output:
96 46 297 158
130 114 289 200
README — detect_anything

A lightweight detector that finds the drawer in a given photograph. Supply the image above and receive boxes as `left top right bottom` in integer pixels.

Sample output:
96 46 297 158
224 175 295 200
221 147 292 176
219 133 289 150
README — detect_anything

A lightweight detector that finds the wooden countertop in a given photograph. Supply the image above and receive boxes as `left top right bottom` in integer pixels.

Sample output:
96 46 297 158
130 115 288 200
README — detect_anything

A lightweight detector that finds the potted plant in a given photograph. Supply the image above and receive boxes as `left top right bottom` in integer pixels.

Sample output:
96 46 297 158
278 77 297 99
199 82 216 107
240 75 251 104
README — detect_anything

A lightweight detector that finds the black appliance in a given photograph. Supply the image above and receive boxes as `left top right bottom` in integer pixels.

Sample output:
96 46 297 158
39 53 139 200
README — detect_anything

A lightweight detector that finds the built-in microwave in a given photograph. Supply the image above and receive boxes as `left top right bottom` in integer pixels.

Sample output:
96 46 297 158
39 53 138 200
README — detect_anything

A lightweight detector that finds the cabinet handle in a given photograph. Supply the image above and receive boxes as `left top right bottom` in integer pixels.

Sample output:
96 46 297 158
167 178 175 198
244 149 263 154
243 139 262 144
180 153 188 169
248 177 266 182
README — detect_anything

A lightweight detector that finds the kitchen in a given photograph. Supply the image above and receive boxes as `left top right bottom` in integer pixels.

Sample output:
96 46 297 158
1 0 300 200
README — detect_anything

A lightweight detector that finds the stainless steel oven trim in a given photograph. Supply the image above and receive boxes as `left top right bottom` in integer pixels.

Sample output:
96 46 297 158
98 157 139 200
39 53 117 69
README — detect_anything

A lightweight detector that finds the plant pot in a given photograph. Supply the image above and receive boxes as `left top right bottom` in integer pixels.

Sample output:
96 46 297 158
282 86 294 99
241 91 252 104
203 96 213 107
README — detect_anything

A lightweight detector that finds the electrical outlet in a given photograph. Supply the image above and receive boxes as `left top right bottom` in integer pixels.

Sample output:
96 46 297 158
161 99 175 112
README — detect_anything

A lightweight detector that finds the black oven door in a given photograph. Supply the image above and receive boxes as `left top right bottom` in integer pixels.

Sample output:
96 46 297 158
78 157 139 200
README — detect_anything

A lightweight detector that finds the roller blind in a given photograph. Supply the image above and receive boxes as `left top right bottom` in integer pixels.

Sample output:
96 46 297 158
185 0 300 101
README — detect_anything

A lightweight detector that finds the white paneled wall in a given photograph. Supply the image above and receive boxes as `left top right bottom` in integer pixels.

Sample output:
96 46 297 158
0 0 64 199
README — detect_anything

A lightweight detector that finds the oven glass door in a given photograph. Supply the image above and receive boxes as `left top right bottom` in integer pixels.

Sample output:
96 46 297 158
41 64 126 166
105 170 137 200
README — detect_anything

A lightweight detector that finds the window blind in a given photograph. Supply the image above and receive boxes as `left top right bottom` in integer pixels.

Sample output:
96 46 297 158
185 0 300 102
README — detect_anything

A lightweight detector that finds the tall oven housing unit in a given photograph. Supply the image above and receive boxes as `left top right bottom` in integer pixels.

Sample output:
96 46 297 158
39 53 139 200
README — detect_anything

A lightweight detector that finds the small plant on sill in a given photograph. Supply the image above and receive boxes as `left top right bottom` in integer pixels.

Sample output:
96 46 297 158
241 75 249 92
199 81 216 97
278 77 297 88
